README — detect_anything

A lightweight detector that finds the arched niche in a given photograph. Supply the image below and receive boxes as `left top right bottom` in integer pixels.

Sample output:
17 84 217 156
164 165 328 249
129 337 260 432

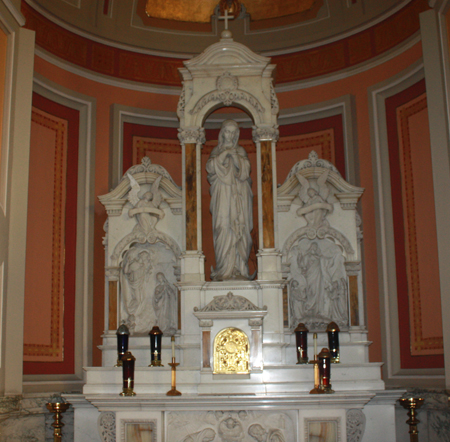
177 34 278 131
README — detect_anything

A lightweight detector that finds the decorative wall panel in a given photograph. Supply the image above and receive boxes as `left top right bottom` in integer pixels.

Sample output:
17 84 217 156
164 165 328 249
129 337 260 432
23 93 79 374
385 80 444 368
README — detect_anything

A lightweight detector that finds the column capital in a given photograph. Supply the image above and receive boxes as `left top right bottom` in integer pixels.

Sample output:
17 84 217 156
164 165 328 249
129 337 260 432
178 126 206 145
252 124 279 143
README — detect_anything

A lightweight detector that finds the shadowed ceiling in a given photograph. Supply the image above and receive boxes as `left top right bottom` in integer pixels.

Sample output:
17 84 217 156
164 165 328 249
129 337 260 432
144 0 317 23
25 0 415 56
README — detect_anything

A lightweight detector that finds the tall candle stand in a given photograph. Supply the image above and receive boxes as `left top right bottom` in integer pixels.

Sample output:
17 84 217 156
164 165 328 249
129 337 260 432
46 401 71 442
167 336 182 396
399 397 424 442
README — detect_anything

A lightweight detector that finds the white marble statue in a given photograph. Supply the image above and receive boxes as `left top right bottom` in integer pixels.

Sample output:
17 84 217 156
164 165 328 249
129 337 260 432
153 272 178 336
206 120 253 281
289 239 348 328
295 170 333 229
128 173 164 238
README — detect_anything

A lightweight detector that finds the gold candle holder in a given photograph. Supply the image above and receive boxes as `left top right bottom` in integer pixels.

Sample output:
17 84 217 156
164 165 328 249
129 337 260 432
46 401 71 442
166 357 182 396
308 333 324 395
399 397 424 442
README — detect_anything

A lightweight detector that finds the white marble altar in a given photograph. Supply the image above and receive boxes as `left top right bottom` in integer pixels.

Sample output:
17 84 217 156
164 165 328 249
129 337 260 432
72 27 401 442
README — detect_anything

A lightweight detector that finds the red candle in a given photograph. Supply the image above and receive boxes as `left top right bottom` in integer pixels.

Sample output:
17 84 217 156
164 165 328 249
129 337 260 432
318 348 331 388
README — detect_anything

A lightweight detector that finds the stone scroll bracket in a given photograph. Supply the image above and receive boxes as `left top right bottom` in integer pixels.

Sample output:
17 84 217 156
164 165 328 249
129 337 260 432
178 127 206 282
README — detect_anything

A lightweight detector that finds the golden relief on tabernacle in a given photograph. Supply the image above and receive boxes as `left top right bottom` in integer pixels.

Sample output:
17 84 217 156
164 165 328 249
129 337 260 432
145 0 317 23
213 328 250 374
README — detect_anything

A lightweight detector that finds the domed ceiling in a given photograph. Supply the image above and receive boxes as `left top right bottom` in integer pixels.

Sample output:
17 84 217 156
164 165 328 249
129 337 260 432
22 0 428 87
24 0 422 56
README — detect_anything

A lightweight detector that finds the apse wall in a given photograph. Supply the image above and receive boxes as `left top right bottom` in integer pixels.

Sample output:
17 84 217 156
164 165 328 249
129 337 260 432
23 32 443 391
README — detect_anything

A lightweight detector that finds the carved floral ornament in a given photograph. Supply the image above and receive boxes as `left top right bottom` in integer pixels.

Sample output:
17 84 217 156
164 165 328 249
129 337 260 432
252 124 279 142
188 72 265 116
177 126 206 145
194 292 267 312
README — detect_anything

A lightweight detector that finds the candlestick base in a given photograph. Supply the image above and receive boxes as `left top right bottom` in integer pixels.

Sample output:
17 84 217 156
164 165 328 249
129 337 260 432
309 386 325 395
120 388 136 397
149 360 164 367
320 385 335 394
166 387 182 396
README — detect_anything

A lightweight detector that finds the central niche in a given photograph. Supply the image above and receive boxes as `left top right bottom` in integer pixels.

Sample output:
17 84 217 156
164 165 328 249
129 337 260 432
213 327 250 374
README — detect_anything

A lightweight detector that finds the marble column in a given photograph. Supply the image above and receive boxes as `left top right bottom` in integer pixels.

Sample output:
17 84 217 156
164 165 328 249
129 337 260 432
252 125 282 281
178 127 206 282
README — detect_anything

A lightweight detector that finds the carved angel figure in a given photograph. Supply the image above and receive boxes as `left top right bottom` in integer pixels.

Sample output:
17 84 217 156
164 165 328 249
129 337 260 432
218 417 244 442
295 170 333 229
127 173 165 237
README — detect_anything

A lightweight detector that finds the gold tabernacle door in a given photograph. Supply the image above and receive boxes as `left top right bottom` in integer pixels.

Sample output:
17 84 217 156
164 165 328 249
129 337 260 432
213 327 250 374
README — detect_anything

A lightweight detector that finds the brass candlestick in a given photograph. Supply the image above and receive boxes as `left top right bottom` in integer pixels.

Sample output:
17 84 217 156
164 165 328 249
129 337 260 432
46 401 71 442
167 357 182 396
399 397 424 442
309 333 324 395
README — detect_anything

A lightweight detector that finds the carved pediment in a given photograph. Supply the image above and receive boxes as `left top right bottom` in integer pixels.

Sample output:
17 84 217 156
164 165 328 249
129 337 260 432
277 150 364 212
182 39 273 78
194 292 266 312
98 157 182 216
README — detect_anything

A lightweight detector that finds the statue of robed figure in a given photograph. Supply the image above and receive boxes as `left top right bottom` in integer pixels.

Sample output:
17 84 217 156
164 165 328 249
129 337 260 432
206 120 253 281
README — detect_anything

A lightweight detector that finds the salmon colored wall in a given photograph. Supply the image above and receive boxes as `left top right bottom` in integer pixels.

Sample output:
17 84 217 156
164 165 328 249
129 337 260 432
33 40 424 366
24 93 79 374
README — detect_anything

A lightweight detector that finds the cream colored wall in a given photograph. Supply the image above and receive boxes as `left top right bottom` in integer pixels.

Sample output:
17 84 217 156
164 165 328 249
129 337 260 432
0 0 35 395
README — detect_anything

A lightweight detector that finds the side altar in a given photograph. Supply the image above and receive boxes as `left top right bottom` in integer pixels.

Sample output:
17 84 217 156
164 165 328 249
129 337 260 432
67 26 400 442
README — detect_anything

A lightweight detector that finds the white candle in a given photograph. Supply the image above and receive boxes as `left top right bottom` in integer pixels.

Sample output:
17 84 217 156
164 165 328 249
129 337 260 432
313 333 317 359
171 336 175 359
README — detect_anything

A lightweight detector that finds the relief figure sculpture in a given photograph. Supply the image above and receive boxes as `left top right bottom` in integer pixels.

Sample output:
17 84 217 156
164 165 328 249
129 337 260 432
127 173 164 239
297 242 333 317
206 120 253 281
120 242 178 335
218 416 244 442
289 239 348 327
120 244 155 333
181 428 216 442
289 279 307 326
296 170 333 230
153 272 178 336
